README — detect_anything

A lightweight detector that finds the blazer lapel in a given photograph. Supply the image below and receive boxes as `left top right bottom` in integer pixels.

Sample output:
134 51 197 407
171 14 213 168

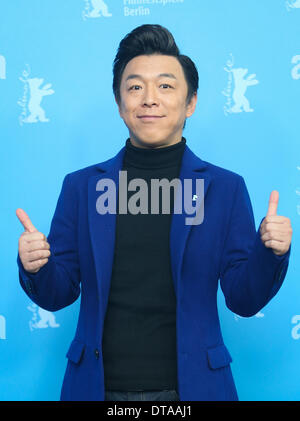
88 147 126 317
169 146 211 297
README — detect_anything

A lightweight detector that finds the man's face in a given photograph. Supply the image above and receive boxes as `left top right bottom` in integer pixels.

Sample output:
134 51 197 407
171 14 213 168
116 54 197 149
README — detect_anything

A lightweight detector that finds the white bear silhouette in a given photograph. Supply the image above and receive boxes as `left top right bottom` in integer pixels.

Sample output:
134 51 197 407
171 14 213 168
230 68 259 113
89 0 112 17
23 77 54 123
28 304 60 329
35 308 59 328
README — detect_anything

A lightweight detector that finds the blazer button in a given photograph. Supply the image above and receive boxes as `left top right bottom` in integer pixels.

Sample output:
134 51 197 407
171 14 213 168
94 349 100 359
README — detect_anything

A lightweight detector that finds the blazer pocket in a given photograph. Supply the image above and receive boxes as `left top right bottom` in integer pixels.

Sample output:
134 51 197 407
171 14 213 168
66 339 85 364
207 344 232 369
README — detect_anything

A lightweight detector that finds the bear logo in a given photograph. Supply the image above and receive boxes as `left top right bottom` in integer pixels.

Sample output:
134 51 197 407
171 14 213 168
230 68 259 113
83 0 112 19
28 304 60 330
22 77 54 123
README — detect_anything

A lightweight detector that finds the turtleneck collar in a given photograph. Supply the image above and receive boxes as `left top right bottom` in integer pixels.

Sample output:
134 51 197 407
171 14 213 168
123 137 187 169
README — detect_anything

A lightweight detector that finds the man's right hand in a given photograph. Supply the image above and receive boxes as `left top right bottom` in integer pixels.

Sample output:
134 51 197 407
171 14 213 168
16 208 51 274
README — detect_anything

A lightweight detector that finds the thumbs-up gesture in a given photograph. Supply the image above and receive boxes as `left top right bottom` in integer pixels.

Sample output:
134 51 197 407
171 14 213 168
16 208 51 273
259 191 293 256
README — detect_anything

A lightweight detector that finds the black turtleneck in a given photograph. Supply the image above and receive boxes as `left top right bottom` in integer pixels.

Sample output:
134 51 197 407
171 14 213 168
102 137 186 392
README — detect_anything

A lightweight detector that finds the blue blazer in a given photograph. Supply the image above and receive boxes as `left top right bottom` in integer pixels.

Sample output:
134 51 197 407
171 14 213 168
17 143 291 401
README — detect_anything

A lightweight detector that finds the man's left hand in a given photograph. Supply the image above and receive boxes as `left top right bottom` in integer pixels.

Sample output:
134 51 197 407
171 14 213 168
259 190 293 256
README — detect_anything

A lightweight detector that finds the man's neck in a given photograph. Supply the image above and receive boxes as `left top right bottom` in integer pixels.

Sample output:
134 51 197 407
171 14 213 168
129 134 183 149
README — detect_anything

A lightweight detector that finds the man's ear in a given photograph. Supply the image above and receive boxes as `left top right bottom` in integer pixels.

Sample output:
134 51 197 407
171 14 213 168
185 93 197 118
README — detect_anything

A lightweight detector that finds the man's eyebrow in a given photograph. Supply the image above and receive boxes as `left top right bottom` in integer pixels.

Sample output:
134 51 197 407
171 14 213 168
125 73 177 81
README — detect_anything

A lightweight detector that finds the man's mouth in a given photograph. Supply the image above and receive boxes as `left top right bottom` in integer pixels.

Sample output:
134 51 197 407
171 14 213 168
137 115 165 120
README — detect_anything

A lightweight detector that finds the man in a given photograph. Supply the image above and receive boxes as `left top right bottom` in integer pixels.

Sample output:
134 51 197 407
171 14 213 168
16 24 292 401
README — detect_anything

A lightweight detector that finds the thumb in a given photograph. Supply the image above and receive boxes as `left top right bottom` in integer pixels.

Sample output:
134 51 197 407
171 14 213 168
16 208 38 233
266 190 279 217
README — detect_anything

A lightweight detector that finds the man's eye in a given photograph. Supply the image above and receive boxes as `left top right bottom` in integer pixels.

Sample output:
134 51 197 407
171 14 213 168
129 85 141 91
129 84 173 91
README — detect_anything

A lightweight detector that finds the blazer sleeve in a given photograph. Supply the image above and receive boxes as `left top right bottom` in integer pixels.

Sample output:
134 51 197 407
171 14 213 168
17 173 81 311
219 176 291 317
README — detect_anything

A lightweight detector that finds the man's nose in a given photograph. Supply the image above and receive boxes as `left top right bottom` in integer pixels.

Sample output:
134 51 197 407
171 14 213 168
142 85 159 106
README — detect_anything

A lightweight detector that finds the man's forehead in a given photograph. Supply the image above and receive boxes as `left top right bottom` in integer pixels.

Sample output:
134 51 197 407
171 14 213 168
123 54 183 79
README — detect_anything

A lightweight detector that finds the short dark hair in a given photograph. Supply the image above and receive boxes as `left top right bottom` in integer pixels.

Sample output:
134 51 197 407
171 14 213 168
113 24 199 113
